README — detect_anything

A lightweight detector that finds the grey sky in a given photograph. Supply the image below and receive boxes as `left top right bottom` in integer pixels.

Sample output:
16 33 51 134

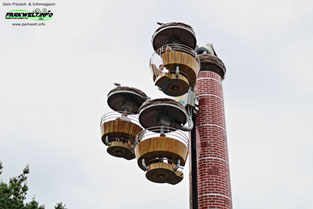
1 0 313 208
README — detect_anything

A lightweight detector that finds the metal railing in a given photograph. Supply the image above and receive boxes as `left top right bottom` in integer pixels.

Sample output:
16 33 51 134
136 126 189 147
100 111 141 127
136 126 189 171
149 43 200 81
144 157 184 172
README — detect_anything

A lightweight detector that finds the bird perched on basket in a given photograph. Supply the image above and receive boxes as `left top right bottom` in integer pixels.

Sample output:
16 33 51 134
113 82 121 87
165 45 172 52
195 43 218 57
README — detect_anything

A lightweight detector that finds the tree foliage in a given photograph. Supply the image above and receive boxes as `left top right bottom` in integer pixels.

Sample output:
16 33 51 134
0 162 66 209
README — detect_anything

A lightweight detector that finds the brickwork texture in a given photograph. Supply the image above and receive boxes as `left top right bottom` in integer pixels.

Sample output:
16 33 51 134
194 71 232 209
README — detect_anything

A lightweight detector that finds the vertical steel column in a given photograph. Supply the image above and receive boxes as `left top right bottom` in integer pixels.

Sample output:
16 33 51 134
189 115 198 209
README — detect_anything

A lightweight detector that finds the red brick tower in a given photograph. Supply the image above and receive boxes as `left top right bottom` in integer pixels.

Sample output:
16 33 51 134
191 55 232 208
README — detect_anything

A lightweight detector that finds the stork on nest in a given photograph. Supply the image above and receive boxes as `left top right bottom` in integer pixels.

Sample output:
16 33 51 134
195 43 218 57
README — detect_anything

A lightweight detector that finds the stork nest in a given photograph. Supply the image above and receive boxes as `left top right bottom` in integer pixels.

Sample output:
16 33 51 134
108 86 147 98
199 54 226 74
155 22 195 34
139 98 186 112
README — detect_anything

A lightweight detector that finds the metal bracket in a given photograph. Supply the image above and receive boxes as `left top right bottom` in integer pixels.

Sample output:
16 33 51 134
130 135 139 150
177 89 199 115
142 158 148 171
104 136 111 146
175 66 179 78
173 159 181 171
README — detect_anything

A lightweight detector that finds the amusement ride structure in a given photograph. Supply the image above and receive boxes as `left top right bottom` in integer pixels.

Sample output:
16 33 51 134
100 22 232 209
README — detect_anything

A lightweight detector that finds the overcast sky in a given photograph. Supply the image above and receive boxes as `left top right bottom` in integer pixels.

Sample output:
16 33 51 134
1 0 313 208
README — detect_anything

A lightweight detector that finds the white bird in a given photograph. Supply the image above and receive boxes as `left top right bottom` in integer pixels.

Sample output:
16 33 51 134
196 43 218 57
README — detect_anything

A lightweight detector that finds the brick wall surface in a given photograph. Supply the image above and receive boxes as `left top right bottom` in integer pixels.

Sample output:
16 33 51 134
194 71 232 209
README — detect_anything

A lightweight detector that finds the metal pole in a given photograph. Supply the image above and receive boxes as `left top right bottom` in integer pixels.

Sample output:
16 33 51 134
190 115 198 209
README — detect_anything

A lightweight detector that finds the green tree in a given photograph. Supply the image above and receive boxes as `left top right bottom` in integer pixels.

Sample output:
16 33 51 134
0 162 66 209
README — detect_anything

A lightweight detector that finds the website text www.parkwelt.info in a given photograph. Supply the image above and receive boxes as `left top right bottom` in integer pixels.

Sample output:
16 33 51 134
12 22 45 26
